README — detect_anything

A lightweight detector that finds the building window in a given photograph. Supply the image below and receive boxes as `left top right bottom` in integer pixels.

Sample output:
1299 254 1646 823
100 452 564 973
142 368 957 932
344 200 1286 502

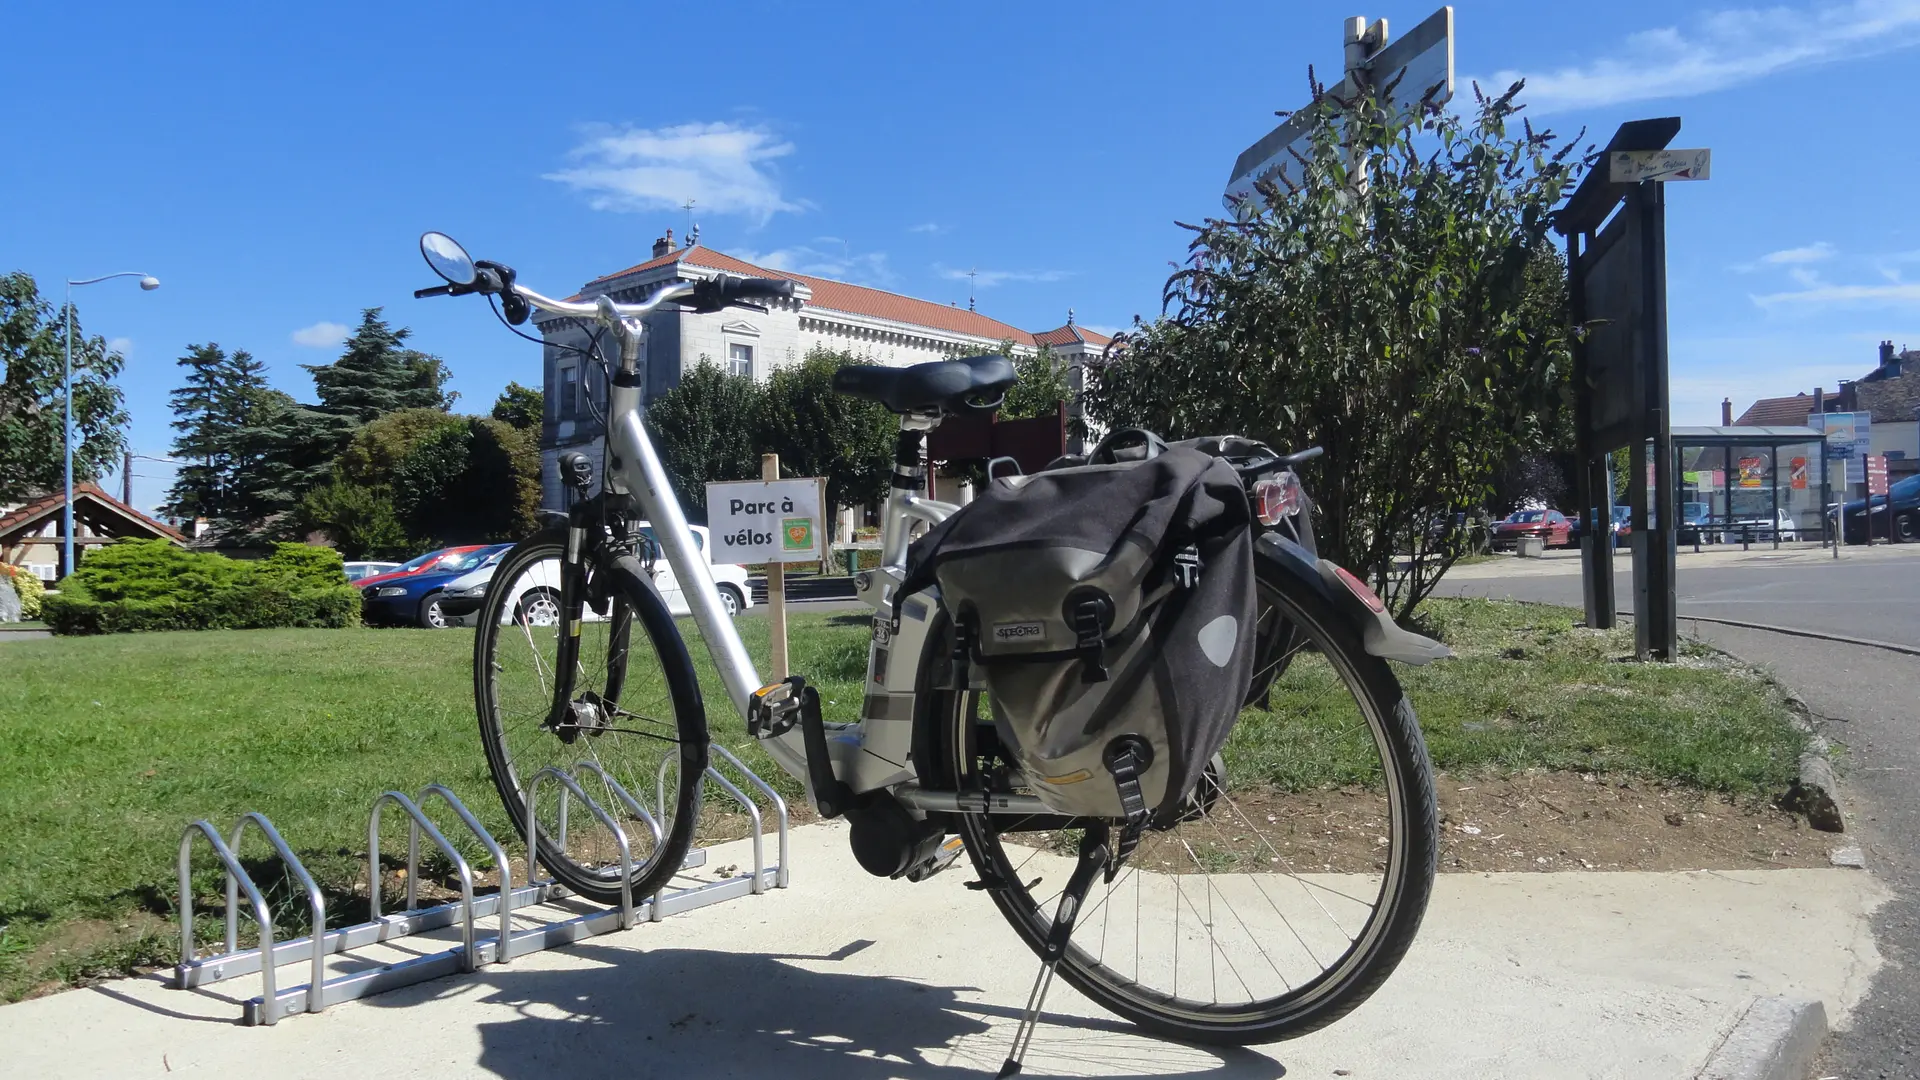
25 562 56 582
728 343 754 379
559 366 579 419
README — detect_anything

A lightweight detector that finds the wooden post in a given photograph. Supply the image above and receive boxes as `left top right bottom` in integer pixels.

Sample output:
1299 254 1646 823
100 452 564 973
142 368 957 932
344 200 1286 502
763 453 788 681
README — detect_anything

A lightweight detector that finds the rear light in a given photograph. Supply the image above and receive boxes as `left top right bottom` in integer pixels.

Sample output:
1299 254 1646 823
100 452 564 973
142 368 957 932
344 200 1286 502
1252 473 1304 526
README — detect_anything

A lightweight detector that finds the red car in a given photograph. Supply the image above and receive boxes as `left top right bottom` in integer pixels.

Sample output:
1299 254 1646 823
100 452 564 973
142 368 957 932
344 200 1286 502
1491 508 1571 549
353 545 486 592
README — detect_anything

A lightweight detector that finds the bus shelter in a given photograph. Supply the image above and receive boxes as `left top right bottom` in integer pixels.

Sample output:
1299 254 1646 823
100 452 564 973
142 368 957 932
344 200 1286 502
1671 425 1829 547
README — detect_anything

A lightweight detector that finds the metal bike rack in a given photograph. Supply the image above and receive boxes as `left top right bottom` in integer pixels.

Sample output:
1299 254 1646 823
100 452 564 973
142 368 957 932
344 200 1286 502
170 753 790 1026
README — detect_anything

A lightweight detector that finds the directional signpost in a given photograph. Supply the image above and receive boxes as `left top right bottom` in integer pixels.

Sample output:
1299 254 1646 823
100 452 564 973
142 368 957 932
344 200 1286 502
1609 149 1712 183
708 460 827 680
1868 455 1890 544
1223 7 1455 209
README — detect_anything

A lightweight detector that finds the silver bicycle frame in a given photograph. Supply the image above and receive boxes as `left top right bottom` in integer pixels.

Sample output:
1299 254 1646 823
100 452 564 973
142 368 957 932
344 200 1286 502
516 283 961 793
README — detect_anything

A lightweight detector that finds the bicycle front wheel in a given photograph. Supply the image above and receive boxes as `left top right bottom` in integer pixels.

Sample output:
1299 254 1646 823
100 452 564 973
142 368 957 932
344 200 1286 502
941 553 1438 1045
474 530 708 905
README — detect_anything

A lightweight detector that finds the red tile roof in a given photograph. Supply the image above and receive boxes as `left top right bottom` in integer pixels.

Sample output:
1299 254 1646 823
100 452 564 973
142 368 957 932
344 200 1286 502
1032 323 1111 348
0 483 186 543
586 245 1039 346
1733 393 1819 428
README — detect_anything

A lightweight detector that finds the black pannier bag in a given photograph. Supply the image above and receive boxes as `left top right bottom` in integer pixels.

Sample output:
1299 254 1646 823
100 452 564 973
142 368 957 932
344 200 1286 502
898 446 1256 821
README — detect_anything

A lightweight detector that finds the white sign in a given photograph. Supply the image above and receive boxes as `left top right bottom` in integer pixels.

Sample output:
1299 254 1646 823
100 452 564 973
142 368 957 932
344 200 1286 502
704 478 824 564
1812 411 1871 485
1224 6 1455 208
1609 148 1711 183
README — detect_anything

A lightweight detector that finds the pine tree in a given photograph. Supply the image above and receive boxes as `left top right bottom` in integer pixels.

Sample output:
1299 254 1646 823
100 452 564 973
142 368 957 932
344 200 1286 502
303 308 453 425
162 343 231 520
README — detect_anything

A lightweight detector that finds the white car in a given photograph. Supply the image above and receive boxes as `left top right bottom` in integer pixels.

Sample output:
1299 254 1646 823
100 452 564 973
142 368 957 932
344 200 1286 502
439 524 753 626
343 560 401 583
1718 509 1799 543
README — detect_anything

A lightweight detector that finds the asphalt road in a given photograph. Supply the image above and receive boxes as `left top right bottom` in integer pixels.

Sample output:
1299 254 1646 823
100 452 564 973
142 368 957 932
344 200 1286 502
1442 553 1918 647
1681 624 1920 1078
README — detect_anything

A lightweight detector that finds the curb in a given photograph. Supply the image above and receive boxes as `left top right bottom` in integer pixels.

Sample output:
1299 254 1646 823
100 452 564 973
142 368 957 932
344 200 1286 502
1777 690 1846 834
1672 613 1920 659
1695 996 1827 1080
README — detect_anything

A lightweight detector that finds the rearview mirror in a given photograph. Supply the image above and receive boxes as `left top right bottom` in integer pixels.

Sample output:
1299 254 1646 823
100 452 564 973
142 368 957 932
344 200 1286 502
419 232 476 285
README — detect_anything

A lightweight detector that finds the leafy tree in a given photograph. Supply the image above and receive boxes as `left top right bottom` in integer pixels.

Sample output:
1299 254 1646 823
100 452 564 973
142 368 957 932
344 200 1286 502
646 358 764 518
491 381 544 432
391 416 540 545
294 476 409 560
758 347 894 511
335 407 462 485
997 340 1068 421
0 272 130 502
1082 80 1582 618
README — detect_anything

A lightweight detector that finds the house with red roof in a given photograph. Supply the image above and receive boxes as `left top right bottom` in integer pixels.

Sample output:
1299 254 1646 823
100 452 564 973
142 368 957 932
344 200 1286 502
0 483 186 583
532 229 1109 508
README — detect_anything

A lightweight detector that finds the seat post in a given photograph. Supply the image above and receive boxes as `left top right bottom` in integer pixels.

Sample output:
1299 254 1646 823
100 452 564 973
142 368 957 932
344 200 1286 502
880 413 938 568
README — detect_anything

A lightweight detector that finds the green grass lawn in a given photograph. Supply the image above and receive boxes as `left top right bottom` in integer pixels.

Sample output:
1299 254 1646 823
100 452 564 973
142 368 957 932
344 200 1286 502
0 597 1804 1001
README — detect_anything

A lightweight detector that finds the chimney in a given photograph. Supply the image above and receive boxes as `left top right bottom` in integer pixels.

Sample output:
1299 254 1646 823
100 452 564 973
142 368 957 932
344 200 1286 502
1720 397 1732 426
651 233 671 258
1813 387 1825 415
1882 340 1896 366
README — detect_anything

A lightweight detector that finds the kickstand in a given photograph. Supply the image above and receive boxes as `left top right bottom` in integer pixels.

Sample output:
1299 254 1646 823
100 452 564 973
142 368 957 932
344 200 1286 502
999 824 1111 1078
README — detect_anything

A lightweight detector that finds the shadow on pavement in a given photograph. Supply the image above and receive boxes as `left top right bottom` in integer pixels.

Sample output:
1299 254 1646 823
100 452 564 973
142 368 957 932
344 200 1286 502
363 939 1288 1079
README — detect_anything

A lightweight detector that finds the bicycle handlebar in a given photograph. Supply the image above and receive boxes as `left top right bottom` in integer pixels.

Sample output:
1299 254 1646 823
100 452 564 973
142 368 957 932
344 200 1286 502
508 275 797 322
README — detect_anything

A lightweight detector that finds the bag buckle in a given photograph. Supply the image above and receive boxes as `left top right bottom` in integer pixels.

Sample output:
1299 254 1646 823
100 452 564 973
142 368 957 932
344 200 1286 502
1070 595 1111 684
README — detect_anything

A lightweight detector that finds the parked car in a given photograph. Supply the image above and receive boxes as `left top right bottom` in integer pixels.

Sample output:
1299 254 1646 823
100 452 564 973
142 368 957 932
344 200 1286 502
1490 508 1572 550
1835 474 1920 543
1717 508 1800 543
343 560 400 583
355 546 486 592
460 524 754 625
361 544 511 627
1676 502 1714 544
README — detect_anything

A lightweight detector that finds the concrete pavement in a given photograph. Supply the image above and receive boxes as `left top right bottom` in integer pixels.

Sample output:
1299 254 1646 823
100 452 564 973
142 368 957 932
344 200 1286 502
0 821 1887 1079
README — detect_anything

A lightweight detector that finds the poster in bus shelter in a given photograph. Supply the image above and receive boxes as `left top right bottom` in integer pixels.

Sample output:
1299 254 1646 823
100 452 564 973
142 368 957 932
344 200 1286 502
1789 457 1808 491
1737 457 1765 488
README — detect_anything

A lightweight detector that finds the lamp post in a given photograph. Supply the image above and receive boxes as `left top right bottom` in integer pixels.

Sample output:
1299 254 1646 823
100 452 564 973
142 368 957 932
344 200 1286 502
64 272 159 576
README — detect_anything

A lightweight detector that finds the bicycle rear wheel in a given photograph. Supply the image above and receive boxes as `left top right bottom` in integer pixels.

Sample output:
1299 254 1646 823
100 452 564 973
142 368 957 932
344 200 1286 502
474 530 708 905
938 554 1437 1045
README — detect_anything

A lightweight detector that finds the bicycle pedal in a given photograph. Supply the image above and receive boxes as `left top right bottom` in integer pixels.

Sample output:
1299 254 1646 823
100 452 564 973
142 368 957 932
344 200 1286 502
747 676 805 738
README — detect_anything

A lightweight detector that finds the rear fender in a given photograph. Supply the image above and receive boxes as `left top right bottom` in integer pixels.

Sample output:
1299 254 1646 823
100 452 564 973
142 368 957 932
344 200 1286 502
1253 533 1452 665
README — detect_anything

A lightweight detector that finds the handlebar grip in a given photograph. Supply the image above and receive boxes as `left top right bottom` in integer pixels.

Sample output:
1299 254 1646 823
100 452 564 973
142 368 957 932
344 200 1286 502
726 276 798 301
414 284 454 298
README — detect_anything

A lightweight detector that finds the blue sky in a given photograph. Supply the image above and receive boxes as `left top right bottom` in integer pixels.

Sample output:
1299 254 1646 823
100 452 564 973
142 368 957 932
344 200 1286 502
5 0 1918 513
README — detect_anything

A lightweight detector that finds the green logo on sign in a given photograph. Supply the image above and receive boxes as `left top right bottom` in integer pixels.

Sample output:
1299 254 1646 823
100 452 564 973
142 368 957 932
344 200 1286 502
781 517 812 552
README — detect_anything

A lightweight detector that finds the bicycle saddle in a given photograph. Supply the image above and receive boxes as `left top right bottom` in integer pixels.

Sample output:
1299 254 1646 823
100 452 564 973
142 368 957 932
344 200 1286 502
831 354 1016 414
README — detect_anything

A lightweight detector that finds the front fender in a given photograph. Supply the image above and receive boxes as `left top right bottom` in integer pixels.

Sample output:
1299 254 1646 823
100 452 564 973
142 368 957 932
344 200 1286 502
1253 533 1452 665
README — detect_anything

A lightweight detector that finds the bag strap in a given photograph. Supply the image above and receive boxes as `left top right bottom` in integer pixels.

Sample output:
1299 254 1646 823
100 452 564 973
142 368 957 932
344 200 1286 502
1103 738 1153 866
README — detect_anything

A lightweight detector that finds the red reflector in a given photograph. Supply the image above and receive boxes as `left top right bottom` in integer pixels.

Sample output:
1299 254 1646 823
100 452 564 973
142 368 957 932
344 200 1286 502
1333 565 1387 614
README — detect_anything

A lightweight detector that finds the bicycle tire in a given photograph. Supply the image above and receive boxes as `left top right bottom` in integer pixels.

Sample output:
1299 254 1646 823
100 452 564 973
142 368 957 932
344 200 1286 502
474 529 708 905
937 553 1438 1045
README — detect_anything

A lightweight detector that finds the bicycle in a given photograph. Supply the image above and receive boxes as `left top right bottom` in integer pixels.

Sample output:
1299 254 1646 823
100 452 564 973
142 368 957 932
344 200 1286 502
413 231 1446 1055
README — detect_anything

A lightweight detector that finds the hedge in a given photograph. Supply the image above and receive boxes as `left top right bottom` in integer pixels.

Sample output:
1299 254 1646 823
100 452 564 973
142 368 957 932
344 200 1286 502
42 540 360 635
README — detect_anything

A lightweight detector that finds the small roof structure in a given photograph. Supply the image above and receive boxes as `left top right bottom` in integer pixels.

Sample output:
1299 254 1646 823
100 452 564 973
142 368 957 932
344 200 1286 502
0 484 185 578
1670 425 1823 446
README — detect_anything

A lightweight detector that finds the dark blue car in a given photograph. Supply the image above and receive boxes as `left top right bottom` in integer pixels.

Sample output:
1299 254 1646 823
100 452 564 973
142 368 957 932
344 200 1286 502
361 544 512 628
1836 474 1920 543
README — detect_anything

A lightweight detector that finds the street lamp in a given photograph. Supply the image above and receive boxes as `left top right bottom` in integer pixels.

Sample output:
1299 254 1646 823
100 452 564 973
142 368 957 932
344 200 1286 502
64 272 160 576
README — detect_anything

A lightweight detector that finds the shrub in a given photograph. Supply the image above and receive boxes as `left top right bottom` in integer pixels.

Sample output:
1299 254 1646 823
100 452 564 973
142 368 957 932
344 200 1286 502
1 563 45 620
42 539 359 635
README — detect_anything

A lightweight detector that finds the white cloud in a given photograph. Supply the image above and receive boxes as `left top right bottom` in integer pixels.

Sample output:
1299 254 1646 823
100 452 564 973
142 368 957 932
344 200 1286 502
1480 0 1920 113
1762 242 1835 266
106 337 133 357
937 266 1073 288
1751 282 1920 308
544 121 800 222
908 222 949 235
291 321 349 348
735 245 894 286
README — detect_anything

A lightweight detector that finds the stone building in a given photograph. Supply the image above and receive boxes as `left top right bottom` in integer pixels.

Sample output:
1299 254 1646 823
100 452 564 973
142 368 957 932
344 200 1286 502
533 230 1108 509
